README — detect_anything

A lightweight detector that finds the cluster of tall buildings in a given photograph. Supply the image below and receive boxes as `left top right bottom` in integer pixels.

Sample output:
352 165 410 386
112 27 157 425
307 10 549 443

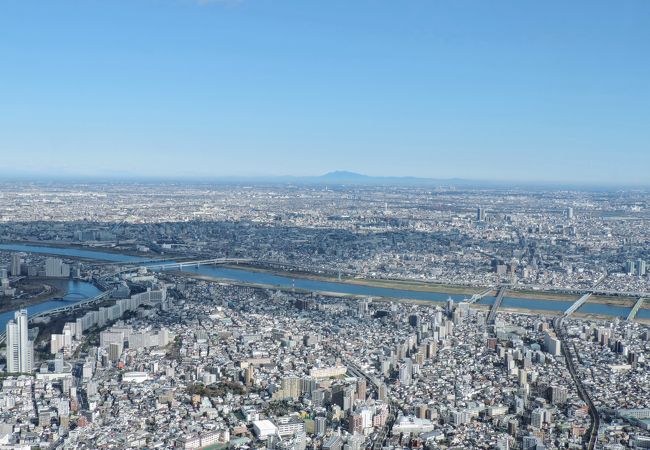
44 257 71 278
625 259 647 276
5 252 74 278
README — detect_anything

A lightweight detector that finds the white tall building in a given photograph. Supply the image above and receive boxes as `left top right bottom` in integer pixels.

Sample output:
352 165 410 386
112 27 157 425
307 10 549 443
6 309 33 373
10 253 22 276
45 257 70 278
544 332 561 356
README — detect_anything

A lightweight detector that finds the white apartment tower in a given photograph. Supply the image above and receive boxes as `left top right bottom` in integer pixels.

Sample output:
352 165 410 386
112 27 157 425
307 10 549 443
6 309 33 373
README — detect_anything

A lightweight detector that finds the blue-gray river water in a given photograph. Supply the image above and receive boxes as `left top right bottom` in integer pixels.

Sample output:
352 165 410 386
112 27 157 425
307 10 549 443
0 279 101 330
1 242 647 325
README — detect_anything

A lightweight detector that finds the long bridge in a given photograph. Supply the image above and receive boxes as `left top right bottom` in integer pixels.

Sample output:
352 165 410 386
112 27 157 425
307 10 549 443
33 290 113 316
627 297 646 321
560 272 611 319
0 290 113 345
487 286 507 324
143 258 253 271
563 292 593 318
468 287 495 304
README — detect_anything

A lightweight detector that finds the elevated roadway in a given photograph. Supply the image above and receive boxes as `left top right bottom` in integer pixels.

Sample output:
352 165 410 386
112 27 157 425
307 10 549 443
0 290 113 345
487 286 507 324
554 323 600 450
627 297 646 321
468 287 495 304
144 258 253 271
563 293 593 318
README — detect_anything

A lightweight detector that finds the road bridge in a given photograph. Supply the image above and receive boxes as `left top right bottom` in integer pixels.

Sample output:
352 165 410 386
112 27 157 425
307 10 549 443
487 286 507 324
0 289 113 342
144 258 253 271
561 273 611 319
563 293 592 317
468 287 494 304
0 290 112 345
32 291 113 318
627 297 646 321
91 257 181 267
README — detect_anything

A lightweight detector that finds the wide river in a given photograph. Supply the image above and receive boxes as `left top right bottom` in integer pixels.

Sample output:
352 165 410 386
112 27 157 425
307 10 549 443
1 243 648 324
0 279 102 331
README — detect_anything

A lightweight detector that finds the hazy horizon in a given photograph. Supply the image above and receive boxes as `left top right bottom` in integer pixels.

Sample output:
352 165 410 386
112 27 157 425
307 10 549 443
1 1 648 184
1 169 649 190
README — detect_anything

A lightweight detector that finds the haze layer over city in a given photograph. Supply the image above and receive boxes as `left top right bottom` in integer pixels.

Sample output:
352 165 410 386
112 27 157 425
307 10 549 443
1 1 649 450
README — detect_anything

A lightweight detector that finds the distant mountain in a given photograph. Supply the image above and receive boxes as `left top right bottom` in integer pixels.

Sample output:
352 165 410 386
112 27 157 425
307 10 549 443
1 169 633 190
319 171 372 181
313 171 439 186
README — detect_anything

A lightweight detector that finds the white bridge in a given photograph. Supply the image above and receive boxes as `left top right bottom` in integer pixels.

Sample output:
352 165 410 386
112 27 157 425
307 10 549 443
562 273 609 318
144 258 254 271
563 293 592 317
627 297 646 321
487 286 508 324
468 287 495 304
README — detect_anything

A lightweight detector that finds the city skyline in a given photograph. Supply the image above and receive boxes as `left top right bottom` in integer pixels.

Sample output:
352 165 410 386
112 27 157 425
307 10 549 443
2 1 649 184
1 1 649 447
0 177 649 448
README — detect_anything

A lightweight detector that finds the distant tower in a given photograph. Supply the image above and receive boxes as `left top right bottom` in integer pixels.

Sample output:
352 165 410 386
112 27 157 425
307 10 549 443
477 207 485 222
637 259 647 277
6 309 33 373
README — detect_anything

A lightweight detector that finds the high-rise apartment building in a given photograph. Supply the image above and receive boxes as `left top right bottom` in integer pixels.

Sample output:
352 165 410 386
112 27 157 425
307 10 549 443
6 309 33 373
45 257 70 278
10 253 22 276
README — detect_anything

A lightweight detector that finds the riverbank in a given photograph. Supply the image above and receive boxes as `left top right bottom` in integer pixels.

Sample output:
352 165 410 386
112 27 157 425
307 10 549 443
232 264 484 295
0 279 65 314
179 272 650 324
226 264 647 308
0 240 182 262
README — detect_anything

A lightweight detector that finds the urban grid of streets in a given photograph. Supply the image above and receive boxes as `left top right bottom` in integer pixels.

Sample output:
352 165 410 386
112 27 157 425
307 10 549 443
0 180 649 450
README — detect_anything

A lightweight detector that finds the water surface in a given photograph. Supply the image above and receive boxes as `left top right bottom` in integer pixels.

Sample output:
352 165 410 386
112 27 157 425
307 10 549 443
1 242 645 321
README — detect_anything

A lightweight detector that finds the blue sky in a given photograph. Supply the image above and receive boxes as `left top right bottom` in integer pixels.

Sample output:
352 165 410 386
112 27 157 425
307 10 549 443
1 0 648 183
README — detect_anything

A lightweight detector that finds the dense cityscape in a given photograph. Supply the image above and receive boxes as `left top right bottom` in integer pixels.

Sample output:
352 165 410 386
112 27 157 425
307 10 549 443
0 180 648 449
3 0 648 447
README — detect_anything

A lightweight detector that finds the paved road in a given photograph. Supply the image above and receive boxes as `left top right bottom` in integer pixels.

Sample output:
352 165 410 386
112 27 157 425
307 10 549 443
555 322 600 450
